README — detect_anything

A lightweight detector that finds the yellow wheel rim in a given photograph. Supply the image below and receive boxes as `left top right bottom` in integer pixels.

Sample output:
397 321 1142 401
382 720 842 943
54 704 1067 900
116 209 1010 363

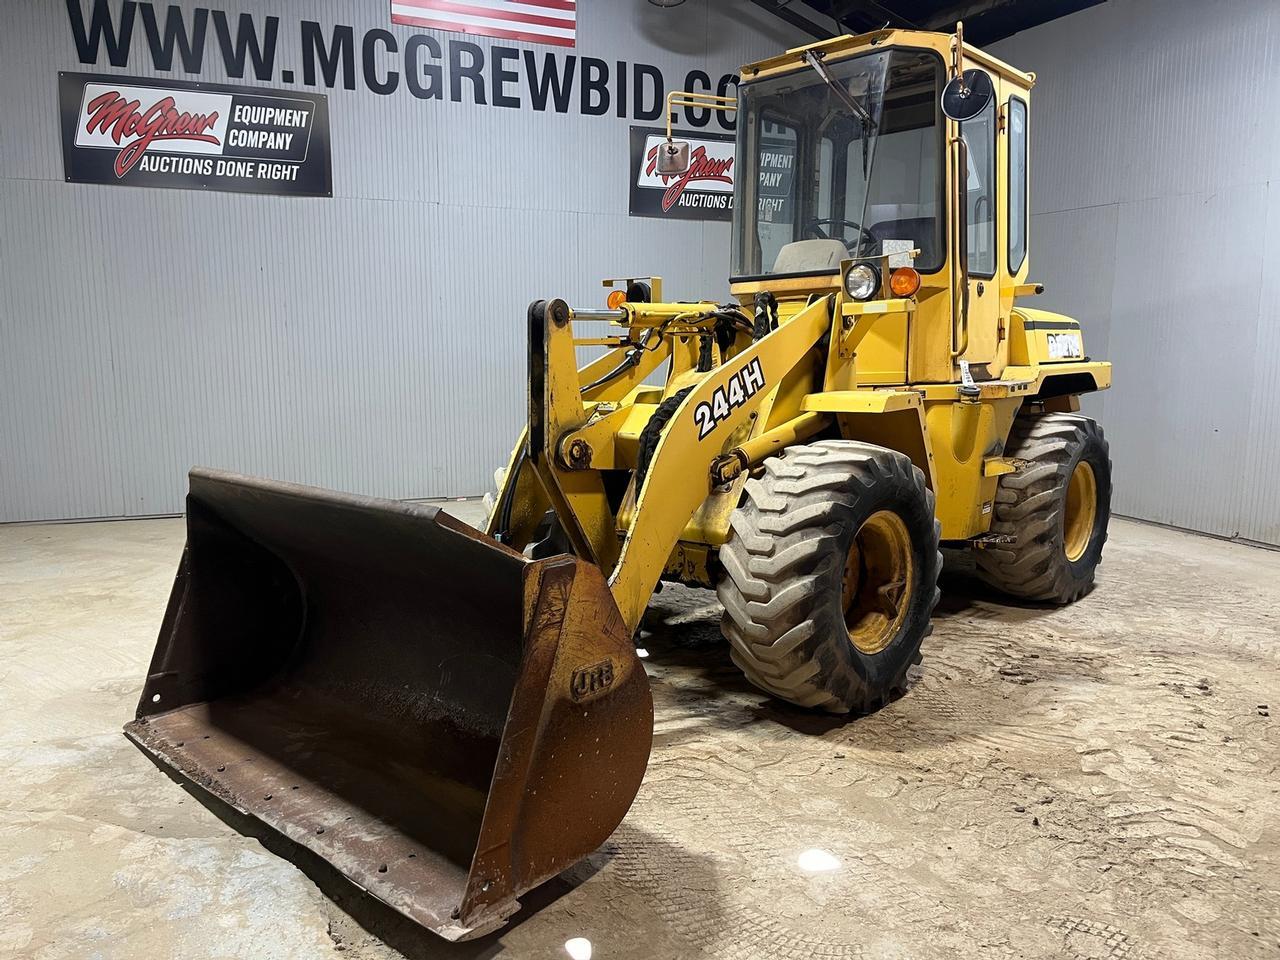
842 510 914 655
1063 460 1098 562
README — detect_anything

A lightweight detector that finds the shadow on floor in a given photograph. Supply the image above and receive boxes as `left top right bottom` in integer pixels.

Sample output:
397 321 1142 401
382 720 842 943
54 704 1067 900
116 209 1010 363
634 570 1100 754
131 746 612 959
936 549 1068 618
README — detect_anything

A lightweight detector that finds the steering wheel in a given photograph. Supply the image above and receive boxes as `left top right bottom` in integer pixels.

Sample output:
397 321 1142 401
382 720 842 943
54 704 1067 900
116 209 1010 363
808 217 878 254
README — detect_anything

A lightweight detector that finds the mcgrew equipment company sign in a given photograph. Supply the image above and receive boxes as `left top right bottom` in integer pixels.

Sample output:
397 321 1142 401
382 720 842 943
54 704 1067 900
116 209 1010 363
58 72 332 197
628 126 735 222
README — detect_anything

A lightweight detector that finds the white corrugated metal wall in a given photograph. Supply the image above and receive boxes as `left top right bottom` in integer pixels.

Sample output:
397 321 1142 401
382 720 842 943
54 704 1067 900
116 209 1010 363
4 1 1278 547
992 0 1280 546
0 0 803 521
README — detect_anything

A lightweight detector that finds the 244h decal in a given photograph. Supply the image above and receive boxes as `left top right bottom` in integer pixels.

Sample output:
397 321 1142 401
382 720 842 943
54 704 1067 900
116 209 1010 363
693 359 766 439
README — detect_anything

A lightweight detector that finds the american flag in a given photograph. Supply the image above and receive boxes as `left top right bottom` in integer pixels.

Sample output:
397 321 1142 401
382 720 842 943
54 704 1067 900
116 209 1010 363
390 0 576 48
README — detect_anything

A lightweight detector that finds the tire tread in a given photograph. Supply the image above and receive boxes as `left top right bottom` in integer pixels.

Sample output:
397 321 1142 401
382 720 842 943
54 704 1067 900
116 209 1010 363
976 412 1111 603
716 440 942 714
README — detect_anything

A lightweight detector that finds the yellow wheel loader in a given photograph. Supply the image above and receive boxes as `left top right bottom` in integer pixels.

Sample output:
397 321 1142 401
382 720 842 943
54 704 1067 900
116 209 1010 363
126 25 1111 941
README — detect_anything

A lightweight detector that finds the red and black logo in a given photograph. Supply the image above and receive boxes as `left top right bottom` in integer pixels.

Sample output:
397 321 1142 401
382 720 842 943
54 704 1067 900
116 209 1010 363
629 125 735 221
60 72 331 198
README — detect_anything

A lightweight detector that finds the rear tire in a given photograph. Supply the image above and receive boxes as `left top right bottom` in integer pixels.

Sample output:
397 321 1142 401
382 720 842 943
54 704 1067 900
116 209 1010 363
716 441 941 714
976 412 1112 603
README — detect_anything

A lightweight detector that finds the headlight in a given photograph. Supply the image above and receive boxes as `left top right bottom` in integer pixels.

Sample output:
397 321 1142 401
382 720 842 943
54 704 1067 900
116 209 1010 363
844 263 880 301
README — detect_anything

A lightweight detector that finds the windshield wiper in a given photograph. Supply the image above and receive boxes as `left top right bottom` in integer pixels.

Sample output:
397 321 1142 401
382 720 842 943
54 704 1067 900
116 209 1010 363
802 50 874 128
801 50 876 177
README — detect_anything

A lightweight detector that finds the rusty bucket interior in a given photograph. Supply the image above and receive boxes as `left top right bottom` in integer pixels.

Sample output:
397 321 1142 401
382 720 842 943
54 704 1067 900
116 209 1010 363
125 469 652 940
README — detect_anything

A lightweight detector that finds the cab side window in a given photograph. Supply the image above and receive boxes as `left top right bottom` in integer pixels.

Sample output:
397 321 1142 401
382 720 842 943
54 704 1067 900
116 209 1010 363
1008 97 1028 272
961 97 996 277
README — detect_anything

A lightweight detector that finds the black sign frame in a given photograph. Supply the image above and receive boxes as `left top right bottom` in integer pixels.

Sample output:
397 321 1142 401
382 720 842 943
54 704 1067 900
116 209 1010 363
59 71 332 198
628 125 736 222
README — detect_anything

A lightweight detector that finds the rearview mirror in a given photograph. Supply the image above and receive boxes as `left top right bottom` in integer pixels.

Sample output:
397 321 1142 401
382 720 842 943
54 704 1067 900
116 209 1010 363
941 68 994 121
656 140 690 175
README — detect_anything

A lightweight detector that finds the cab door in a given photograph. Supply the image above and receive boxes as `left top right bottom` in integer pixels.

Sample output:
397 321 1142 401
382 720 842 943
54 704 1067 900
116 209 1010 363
1002 82 1032 365
956 64 1001 378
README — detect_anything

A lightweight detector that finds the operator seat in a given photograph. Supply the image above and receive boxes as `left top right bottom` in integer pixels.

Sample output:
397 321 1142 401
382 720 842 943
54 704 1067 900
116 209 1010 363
771 239 848 274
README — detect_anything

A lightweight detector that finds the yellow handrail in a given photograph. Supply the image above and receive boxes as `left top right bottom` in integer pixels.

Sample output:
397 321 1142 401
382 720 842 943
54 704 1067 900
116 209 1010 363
664 90 737 140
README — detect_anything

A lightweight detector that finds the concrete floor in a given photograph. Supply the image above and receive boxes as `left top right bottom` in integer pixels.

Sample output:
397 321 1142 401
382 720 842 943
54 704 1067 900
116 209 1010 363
2 507 1278 960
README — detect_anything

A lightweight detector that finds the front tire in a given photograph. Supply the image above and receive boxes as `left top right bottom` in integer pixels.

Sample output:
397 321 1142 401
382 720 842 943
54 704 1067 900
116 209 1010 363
716 441 942 714
976 412 1112 603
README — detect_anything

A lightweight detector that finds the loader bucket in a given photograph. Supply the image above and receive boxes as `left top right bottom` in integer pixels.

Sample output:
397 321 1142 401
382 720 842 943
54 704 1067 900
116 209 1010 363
124 469 652 940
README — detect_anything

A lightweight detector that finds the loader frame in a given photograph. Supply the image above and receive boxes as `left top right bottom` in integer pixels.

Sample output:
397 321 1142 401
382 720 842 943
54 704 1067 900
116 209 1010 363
488 28 1112 636
126 24 1114 945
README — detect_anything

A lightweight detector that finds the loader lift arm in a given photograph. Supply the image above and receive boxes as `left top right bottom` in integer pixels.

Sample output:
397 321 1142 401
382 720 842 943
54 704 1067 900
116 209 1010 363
524 294 836 634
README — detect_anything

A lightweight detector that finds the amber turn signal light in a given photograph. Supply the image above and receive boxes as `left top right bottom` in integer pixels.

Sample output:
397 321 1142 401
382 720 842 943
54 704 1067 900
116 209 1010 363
607 289 628 309
889 267 921 298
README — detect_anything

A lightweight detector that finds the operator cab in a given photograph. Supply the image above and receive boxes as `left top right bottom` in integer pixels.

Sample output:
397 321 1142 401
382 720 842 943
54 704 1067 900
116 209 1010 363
659 27 1029 383
730 47 946 281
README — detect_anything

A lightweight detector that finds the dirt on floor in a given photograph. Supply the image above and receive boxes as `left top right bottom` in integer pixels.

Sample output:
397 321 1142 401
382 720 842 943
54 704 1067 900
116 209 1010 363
1 512 1277 960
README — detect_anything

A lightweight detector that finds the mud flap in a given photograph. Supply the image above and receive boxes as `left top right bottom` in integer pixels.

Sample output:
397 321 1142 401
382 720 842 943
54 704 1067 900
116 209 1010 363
124 469 652 940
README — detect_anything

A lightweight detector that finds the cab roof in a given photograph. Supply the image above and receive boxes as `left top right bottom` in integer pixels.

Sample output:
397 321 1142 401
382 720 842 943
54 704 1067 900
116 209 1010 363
739 29 1035 90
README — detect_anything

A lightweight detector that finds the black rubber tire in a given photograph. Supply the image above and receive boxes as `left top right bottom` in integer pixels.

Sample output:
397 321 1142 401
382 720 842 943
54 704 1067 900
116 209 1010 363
976 412 1112 603
716 441 942 714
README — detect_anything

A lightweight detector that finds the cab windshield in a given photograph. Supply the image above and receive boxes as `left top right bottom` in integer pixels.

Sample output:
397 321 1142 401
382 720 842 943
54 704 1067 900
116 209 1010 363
731 48 945 280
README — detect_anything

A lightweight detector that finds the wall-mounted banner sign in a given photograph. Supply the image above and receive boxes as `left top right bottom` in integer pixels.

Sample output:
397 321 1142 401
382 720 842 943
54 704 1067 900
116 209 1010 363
629 126 735 222
58 72 332 197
